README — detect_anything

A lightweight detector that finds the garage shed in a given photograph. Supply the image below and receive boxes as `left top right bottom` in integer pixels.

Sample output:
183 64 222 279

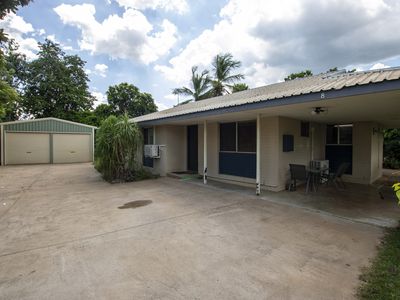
0 118 96 165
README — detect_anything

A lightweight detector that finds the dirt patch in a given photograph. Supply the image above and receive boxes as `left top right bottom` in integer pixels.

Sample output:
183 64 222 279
118 200 152 209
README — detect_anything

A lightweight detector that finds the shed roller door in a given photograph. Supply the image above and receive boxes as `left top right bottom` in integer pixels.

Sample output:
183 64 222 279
6 133 50 165
53 134 91 163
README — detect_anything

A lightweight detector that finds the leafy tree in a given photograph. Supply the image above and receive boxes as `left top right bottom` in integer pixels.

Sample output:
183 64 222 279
210 53 244 96
328 67 338 72
94 103 114 122
0 0 33 43
232 83 249 93
284 70 313 81
0 0 31 18
0 40 27 120
383 129 400 169
0 44 20 120
106 82 157 117
2 40 27 90
66 104 116 127
0 74 18 119
172 66 211 102
95 114 145 182
21 39 94 119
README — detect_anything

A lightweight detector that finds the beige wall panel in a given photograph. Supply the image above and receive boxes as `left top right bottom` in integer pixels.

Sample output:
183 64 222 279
260 116 280 190
153 125 186 176
53 134 91 163
277 117 312 191
370 123 383 183
311 123 326 161
6 133 50 165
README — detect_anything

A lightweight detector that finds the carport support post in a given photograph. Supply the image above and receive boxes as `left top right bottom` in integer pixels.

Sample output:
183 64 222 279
203 120 207 184
256 114 261 195
0 124 3 166
92 128 95 162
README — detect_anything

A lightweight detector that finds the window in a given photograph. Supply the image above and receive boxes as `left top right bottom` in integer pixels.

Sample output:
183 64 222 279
339 125 353 144
326 124 353 145
283 135 294 152
326 125 338 144
143 128 154 168
143 128 153 145
300 122 310 137
220 121 256 153
238 122 256 152
220 122 236 151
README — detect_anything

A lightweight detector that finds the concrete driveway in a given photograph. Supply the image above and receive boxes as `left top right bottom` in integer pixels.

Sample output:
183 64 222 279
0 164 382 299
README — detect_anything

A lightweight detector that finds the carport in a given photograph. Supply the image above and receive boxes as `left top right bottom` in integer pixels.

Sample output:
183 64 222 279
0 118 96 165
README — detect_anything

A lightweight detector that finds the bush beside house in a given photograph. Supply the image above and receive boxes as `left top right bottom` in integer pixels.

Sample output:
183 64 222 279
94 114 153 182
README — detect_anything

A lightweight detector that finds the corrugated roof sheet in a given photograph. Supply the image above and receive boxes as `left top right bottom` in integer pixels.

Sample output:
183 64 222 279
132 68 400 123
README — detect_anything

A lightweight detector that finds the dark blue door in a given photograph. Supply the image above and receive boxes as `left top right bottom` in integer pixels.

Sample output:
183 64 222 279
187 125 198 173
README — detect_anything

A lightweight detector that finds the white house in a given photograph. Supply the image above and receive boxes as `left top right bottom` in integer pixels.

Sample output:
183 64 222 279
132 68 400 194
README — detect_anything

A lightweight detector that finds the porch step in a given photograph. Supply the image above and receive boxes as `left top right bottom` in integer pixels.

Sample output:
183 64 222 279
167 172 182 179
167 172 202 181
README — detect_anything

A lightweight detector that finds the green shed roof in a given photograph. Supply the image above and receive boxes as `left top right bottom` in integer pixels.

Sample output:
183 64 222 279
1 117 96 133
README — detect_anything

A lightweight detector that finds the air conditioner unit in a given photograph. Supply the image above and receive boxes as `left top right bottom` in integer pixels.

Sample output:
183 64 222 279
310 160 329 175
144 145 160 158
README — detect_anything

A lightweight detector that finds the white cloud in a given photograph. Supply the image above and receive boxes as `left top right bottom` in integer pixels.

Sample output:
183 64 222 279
62 45 74 51
54 4 178 64
155 100 169 111
370 62 390 70
94 63 108 77
115 0 188 14
156 0 400 87
0 13 34 34
46 34 56 42
164 93 177 100
0 13 38 60
91 91 107 108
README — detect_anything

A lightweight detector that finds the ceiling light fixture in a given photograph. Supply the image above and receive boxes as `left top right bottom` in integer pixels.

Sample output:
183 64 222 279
311 107 327 115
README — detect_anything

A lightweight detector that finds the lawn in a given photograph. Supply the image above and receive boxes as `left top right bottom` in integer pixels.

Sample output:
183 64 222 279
358 226 400 299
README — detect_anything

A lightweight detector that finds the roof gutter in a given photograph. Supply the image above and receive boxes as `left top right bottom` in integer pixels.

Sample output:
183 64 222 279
136 79 400 126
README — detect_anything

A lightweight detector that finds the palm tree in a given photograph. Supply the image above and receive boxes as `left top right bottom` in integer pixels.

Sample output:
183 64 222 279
232 83 249 93
172 66 211 102
211 53 244 97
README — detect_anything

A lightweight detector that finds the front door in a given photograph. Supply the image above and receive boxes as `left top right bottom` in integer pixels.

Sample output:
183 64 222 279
187 125 198 173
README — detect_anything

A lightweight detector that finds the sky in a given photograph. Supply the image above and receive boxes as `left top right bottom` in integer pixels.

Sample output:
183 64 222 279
1 0 400 110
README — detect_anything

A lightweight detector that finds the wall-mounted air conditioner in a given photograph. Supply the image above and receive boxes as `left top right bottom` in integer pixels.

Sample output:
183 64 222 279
144 145 160 158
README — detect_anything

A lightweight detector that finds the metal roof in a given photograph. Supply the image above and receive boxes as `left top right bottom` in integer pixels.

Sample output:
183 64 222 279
0 117 97 129
132 68 400 124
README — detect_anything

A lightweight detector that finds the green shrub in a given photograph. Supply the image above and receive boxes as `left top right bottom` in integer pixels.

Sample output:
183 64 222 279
94 114 152 182
383 129 400 169
358 227 400 299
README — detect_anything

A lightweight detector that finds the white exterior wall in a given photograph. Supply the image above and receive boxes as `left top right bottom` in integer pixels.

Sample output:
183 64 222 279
197 116 323 191
372 127 384 182
347 122 383 184
278 117 312 191
149 125 187 176
148 118 383 190
260 117 280 190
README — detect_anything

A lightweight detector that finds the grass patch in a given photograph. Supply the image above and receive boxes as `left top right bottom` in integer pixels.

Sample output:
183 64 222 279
358 226 400 299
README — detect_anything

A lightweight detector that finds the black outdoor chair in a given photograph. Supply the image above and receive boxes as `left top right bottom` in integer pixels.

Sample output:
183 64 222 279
323 162 350 190
289 164 308 192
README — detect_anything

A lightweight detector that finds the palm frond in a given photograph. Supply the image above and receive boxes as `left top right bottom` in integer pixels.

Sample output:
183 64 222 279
172 87 194 97
210 53 245 97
